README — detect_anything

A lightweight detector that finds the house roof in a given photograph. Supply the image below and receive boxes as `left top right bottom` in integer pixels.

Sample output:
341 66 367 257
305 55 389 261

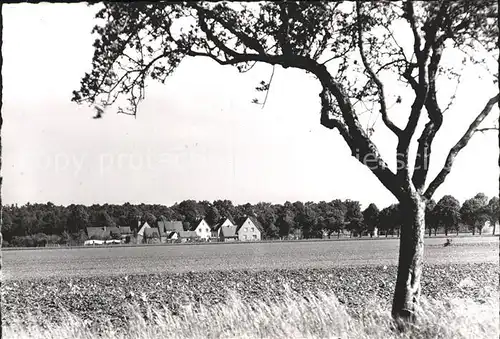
166 231 177 239
191 219 210 231
237 216 264 233
108 226 132 235
137 222 151 236
179 231 198 238
213 217 236 231
221 225 238 238
248 216 264 232
144 227 160 238
158 220 184 234
86 225 133 239
86 227 107 239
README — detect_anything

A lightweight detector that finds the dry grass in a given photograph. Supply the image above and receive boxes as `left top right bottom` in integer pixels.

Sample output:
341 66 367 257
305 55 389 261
5 287 498 339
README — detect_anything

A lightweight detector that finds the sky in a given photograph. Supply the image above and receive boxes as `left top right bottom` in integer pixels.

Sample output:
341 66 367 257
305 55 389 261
2 3 498 209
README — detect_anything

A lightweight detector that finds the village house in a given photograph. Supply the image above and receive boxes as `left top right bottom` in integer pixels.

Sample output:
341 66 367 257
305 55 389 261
178 230 198 242
86 226 108 240
192 219 211 241
237 216 262 241
85 225 133 243
158 220 183 242
136 221 152 244
212 218 235 239
220 224 238 242
143 227 161 244
213 218 238 242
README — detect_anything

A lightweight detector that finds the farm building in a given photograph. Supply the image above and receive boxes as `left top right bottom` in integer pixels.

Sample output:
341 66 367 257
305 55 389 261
212 217 236 238
158 220 184 242
178 231 198 242
85 225 132 242
86 226 108 240
136 221 152 244
220 224 238 242
193 219 211 241
143 227 161 244
108 226 133 242
237 216 262 241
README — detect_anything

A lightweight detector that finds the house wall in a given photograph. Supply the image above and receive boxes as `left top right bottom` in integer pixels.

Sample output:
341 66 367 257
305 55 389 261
195 220 211 240
219 219 233 233
238 218 261 241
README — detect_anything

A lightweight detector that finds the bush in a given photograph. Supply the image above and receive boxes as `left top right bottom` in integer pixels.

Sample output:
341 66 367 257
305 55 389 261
110 230 122 240
47 234 62 245
32 233 49 247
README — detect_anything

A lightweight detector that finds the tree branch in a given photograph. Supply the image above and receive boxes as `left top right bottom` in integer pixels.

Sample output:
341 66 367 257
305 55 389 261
476 127 499 133
412 43 445 190
261 65 275 109
424 94 500 199
319 86 404 200
192 4 266 55
397 1 449 184
356 1 402 137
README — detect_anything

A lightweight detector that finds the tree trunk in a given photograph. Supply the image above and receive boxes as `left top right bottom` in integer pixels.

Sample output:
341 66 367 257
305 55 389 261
456 228 459 236
428 227 431 237
392 194 426 321
434 228 437 236
472 227 475 235
444 228 448 236
493 223 496 236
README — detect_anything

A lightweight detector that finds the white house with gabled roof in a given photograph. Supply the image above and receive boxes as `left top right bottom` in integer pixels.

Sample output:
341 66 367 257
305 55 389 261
193 219 211 241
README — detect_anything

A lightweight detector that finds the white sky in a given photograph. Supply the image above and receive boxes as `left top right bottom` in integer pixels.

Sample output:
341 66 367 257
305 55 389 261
2 3 498 209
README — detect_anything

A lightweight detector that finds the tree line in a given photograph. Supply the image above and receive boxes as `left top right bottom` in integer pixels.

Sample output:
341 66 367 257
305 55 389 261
2 193 497 247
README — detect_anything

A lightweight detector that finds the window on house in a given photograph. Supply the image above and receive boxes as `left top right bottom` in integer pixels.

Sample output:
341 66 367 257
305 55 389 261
251 227 254 232
245 227 248 232
243 235 247 240
253 235 257 239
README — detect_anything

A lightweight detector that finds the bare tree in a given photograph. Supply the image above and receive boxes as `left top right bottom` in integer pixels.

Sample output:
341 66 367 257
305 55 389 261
72 1 499 321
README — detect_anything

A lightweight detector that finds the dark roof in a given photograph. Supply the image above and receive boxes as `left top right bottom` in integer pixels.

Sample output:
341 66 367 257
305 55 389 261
166 231 177 239
221 225 238 238
213 217 236 231
158 220 184 235
179 231 198 238
190 219 209 231
108 226 132 235
144 227 160 238
248 216 264 232
86 227 107 239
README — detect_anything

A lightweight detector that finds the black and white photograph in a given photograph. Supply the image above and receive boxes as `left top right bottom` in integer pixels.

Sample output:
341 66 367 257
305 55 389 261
1 1 499 338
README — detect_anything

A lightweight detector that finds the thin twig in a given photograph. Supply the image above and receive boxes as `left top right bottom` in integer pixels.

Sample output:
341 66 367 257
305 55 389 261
261 65 276 109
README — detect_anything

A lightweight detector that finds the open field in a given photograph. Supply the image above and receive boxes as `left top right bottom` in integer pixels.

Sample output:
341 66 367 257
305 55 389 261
2 236 498 280
3 262 498 338
3 237 498 338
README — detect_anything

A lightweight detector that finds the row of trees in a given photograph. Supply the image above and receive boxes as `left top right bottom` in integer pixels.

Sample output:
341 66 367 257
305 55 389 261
3 193 497 246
